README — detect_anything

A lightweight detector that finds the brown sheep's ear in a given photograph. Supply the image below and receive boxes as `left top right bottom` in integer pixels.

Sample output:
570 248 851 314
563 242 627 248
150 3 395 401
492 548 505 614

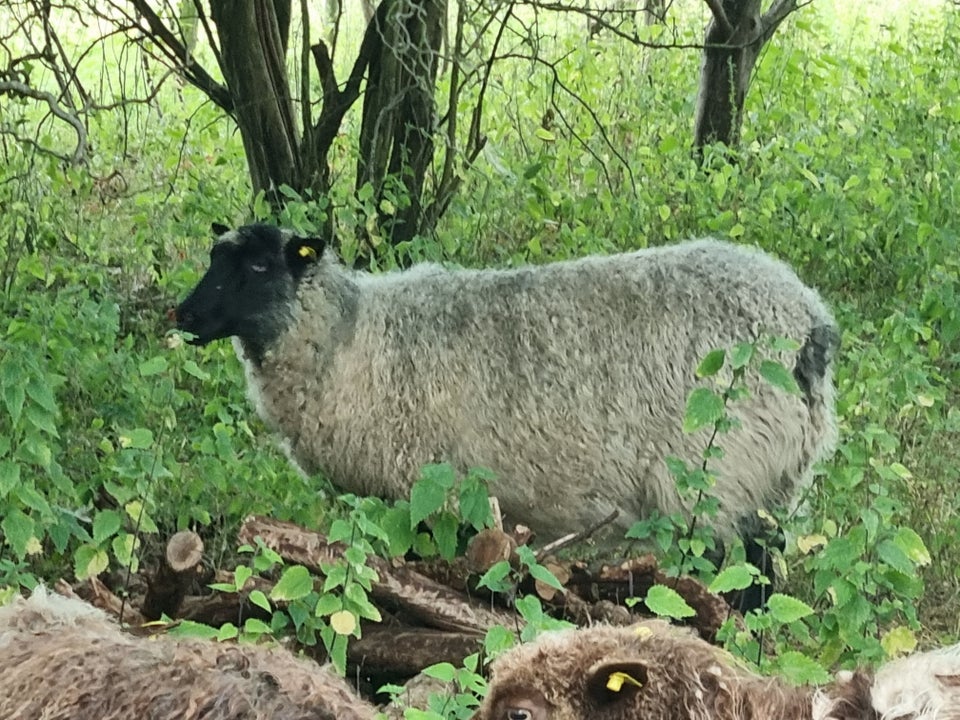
211 222 231 237
585 659 649 705
285 235 326 279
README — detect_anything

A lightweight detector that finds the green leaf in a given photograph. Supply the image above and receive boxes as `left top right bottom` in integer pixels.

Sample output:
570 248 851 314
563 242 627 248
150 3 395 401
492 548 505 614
766 593 814 623
249 589 272 612
708 565 757 593
93 510 122 544
381 506 416 557
758 360 801 395
644 584 696 619
876 539 914 574
893 528 931 567
881 626 918 657
730 343 755 370
74 544 109 580
270 565 314 602
410 464 456 527
459 474 493 530
477 560 512 592
182 360 210 381
3 382 25 427
243 618 272 635
314 593 342 616
682 388 725 433
422 662 457 682
119 428 154 449
217 623 240 641
528 563 564 591
234 564 253 591
2 509 36 558
138 356 168 377
432 511 459 562
25 406 59 436
25 378 58 414
124 501 159 533
696 349 725 378
773 651 831 685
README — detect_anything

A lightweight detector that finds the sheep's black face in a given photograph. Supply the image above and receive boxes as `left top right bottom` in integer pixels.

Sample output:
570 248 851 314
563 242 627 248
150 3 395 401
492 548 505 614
175 224 325 352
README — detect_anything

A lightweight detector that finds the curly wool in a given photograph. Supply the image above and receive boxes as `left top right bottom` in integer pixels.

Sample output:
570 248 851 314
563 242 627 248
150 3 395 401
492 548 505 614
475 621 960 720
0 587 376 720
239 237 838 542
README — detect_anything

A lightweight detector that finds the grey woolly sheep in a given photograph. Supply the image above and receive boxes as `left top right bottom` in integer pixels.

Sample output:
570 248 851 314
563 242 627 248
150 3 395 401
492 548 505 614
473 620 960 720
175 224 837 564
0 586 376 720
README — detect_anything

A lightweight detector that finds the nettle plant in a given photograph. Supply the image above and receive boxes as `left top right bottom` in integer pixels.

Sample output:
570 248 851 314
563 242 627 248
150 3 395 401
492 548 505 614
626 336 931 680
198 463 498 674
624 337 799 620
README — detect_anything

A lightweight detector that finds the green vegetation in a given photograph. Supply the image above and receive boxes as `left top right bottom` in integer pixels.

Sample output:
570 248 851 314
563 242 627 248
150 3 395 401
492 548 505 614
2 0 959 713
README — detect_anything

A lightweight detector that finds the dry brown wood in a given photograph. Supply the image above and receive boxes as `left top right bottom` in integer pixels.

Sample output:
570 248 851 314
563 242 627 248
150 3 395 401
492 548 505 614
66 576 150 630
238 515 521 634
347 625 484 676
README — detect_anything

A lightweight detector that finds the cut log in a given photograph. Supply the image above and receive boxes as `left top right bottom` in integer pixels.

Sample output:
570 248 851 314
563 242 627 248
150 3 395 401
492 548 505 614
142 530 206 620
238 515 520 634
348 625 483 676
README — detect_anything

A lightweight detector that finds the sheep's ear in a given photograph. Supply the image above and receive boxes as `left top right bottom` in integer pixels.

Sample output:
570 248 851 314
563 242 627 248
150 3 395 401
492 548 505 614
585 659 649 705
211 222 231 237
285 235 326 278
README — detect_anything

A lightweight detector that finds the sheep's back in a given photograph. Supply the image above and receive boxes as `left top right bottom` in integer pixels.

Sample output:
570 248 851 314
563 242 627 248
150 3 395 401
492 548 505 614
252 239 836 540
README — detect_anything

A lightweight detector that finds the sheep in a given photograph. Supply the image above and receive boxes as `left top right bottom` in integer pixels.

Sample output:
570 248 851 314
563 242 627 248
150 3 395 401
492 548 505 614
473 620 960 720
0 586 376 720
174 224 838 564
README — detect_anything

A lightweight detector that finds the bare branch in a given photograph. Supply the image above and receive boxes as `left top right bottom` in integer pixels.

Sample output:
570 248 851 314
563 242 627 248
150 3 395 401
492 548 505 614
128 0 233 112
759 0 808 45
0 80 86 162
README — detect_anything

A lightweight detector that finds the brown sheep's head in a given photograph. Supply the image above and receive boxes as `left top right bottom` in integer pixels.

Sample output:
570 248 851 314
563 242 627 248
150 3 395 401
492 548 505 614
473 621 755 720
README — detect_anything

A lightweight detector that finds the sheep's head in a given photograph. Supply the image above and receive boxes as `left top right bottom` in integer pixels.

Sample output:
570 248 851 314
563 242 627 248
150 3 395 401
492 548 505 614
474 622 747 720
175 223 326 353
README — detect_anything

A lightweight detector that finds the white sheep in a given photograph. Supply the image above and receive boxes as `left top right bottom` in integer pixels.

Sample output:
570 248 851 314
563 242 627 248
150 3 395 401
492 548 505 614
175 224 837 565
474 620 960 720
0 586 376 720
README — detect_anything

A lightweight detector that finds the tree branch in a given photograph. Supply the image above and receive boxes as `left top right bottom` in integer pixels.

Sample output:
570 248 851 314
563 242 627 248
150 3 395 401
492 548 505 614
128 0 233 112
703 0 735 37
0 80 86 162
759 0 806 45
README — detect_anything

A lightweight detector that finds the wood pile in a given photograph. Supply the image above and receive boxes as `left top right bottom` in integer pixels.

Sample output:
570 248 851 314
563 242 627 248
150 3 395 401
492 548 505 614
63 514 737 698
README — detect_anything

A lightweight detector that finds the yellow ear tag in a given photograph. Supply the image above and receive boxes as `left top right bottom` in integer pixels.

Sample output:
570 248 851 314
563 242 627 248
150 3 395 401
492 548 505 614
606 672 644 693
298 245 317 259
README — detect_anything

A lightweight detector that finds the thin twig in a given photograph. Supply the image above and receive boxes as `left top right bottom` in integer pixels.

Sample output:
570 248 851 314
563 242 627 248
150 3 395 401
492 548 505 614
535 509 620 561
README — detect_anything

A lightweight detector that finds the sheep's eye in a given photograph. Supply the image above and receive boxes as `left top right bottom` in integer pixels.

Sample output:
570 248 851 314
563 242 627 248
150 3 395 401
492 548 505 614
505 709 532 720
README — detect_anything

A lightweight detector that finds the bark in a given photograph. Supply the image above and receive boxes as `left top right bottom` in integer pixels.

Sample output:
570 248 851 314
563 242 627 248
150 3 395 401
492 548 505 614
694 0 800 150
357 0 445 251
210 0 301 202
347 626 482 675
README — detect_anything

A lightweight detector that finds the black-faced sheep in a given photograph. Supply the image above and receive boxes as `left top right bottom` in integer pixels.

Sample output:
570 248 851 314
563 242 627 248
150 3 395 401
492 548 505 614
0 586 376 720
175 224 837 559
474 621 960 720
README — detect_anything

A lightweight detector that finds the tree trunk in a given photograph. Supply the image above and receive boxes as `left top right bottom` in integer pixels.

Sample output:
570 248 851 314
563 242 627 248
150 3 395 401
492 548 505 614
210 0 301 203
693 0 800 150
357 0 445 252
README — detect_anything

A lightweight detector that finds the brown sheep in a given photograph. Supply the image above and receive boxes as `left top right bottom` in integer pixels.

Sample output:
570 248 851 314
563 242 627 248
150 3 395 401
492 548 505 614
0 586 377 720
474 621 960 720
